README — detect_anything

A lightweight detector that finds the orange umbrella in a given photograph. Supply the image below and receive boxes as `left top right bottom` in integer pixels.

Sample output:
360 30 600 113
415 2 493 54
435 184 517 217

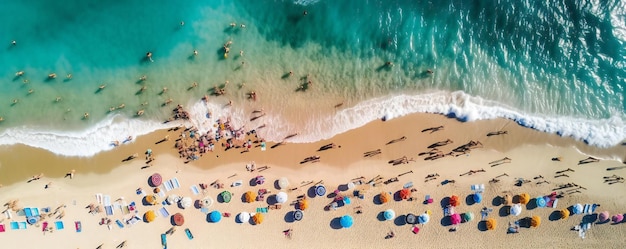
486 218 497 230
144 210 156 223
518 193 530 205
244 191 257 203
379 192 391 204
449 195 459 207
145 194 157 205
252 213 264 224
530 215 541 228
560 209 570 219
399 188 411 200
297 199 308 211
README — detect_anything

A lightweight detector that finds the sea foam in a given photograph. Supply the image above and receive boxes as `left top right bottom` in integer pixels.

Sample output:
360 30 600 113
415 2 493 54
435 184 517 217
0 91 623 157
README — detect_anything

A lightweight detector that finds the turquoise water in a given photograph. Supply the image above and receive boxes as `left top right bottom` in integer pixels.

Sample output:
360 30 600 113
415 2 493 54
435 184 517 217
0 0 624 156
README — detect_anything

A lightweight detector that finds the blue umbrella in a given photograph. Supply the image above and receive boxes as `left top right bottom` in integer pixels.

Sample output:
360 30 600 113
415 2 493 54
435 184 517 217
340 215 353 228
418 213 430 224
315 185 326 197
573 204 583 215
209 211 222 223
383 209 395 220
343 196 351 205
293 210 303 221
473 193 483 204
536 197 547 208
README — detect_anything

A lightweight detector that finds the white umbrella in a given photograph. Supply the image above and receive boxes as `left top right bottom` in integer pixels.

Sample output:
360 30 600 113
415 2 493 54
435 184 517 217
238 212 250 223
180 197 192 209
510 204 522 216
201 197 214 208
347 182 355 189
278 177 289 190
275 192 288 204
167 194 180 205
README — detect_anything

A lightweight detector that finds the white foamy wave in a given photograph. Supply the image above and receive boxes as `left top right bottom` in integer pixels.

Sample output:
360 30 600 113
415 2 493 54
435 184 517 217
0 114 178 157
271 91 626 148
293 0 321 6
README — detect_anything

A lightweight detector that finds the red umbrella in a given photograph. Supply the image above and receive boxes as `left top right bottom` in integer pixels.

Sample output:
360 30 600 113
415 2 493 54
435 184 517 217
172 213 184 226
450 213 461 225
150 173 162 187
399 188 411 200
449 195 459 207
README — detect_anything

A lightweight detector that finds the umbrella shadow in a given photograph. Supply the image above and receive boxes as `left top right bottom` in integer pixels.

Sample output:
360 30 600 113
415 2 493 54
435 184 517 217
393 191 402 202
394 215 407 226
284 211 295 223
274 180 281 190
249 178 257 187
466 194 476 206
337 184 349 192
440 197 451 208
141 196 152 206
492 196 502 206
477 220 488 231
235 215 244 224
267 195 278 205
330 217 343 229
549 210 562 221
170 216 179 226
512 195 521 204
596 219 610 225
582 214 598 224
373 194 383 205
194 200 202 209
307 186 317 198
377 212 386 222
526 199 538 210
205 214 212 223
440 216 452 226
240 193 248 203
499 206 510 217
217 194 226 203
519 217 531 228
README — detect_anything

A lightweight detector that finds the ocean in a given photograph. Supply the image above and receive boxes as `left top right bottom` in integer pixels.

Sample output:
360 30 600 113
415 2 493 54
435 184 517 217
0 0 624 156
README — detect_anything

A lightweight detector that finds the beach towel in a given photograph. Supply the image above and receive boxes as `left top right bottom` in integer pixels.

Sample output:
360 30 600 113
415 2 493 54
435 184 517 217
172 178 181 189
191 185 200 195
55 221 64 230
164 181 173 192
10 221 18 230
159 207 170 218
157 188 166 197
105 206 113 216
103 195 111 206
96 193 103 204
0 224 5 232
4 209 12 219
116 220 124 228
18 222 27 229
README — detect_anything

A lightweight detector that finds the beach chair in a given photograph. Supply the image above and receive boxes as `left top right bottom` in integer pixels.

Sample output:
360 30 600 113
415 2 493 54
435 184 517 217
18 222 27 229
583 204 590 214
0 224 5 232
116 220 124 228
54 221 64 230
10 221 18 230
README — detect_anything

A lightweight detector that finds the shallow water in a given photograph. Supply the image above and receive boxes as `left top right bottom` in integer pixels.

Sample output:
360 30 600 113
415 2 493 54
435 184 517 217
0 0 624 156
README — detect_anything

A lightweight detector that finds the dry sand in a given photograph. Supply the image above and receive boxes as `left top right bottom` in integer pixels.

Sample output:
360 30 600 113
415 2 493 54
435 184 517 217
0 113 625 249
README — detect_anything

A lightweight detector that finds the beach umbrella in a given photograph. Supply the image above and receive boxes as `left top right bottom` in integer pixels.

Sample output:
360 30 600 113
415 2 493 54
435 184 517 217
399 188 411 200
343 196 351 205
150 173 162 187
293 210 304 221
518 193 530 205
418 213 430 224
172 213 184 226
144 210 156 223
253 213 264 225
450 213 462 225
405 213 417 224
238 212 250 223
572 204 583 215
340 215 354 228
502 195 512 206
530 215 541 228
486 218 497 230
462 212 474 222
599 211 610 222
209 211 222 223
315 185 326 197
180 197 192 209
384 209 396 221
255 175 265 185
297 199 309 211
612 214 624 223
201 197 214 208
244 191 257 203
220 191 232 203
278 177 289 190
560 209 570 219
535 197 547 208
167 194 180 205
473 193 483 204
449 195 459 207
347 181 355 190
510 204 522 216
275 192 288 204
379 192 391 204
145 195 158 205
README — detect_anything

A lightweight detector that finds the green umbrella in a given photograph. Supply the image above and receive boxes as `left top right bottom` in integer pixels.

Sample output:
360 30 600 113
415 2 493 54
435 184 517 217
220 191 232 203
462 212 474 222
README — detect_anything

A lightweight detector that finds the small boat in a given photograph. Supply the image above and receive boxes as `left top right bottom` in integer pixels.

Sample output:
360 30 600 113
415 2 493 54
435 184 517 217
75 221 82 232
185 228 194 240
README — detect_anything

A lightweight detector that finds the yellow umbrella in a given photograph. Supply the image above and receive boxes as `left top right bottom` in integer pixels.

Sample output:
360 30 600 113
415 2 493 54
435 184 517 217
145 194 157 205
297 199 309 211
144 210 156 222
252 213 264 225
486 218 497 230
244 191 257 203
518 193 530 205
530 215 541 228
560 209 570 219
379 192 391 204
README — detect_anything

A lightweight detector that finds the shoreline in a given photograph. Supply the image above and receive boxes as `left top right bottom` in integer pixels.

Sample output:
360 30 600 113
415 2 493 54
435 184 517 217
0 111 625 248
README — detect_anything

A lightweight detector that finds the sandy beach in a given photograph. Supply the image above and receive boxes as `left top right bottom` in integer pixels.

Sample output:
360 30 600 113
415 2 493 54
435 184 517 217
0 112 625 249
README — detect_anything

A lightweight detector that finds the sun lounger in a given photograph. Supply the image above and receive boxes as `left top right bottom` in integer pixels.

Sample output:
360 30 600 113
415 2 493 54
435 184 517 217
159 207 170 218
232 180 243 187
191 185 200 195
55 221 64 230
551 199 558 208
116 220 124 228
163 180 173 192
24 207 33 217
172 178 181 189
19 222 27 229
4 209 12 219
0 224 5 232
96 193 103 204
591 203 598 213
103 195 111 206
583 204 590 214
10 221 18 230
185 228 194 240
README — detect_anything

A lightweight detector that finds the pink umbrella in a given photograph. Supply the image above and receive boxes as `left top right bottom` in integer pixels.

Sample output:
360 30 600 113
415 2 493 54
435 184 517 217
598 211 610 222
450 213 461 225
612 214 623 223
